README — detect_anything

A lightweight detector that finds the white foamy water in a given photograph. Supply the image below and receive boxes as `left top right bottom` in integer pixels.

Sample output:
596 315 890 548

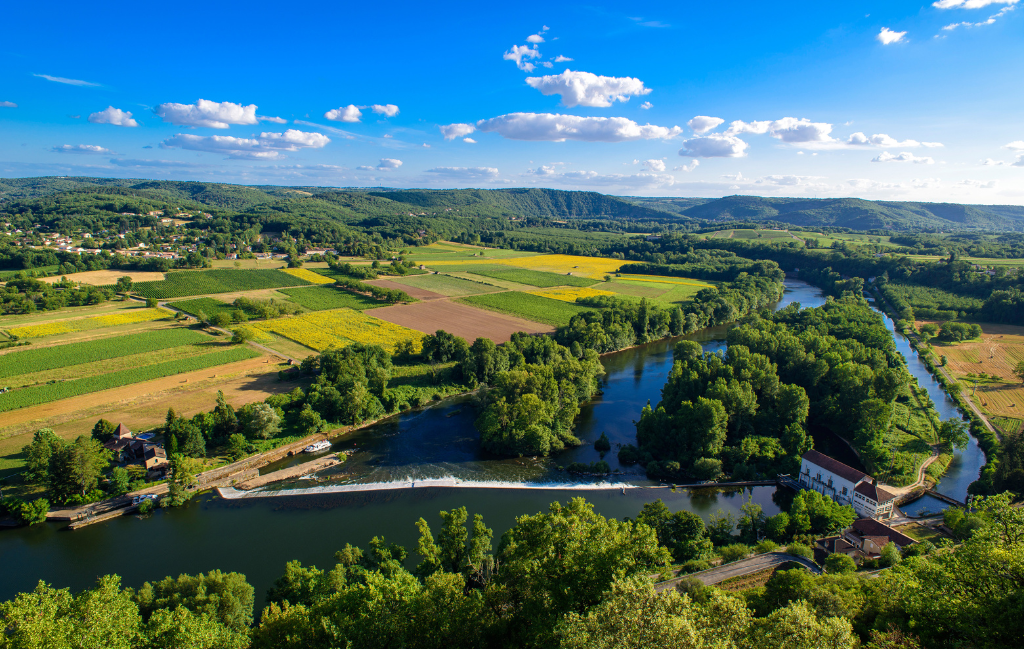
218 477 642 499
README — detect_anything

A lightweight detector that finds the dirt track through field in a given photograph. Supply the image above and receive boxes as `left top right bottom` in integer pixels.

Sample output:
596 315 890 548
363 279 446 300
365 300 553 343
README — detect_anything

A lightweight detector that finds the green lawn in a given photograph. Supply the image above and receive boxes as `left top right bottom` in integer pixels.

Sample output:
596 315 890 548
458 292 593 327
278 286 381 311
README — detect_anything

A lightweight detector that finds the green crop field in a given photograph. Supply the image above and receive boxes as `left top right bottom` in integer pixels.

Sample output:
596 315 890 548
130 269 311 299
167 297 236 319
458 292 593 327
0 328 209 379
0 346 259 412
467 268 597 288
388 274 502 296
278 286 381 311
0 266 59 280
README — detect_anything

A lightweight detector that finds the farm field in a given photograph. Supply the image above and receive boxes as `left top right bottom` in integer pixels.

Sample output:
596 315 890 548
282 267 335 285
366 301 553 343
0 345 259 413
467 267 598 288
0 301 133 328
442 271 537 292
4 307 171 339
458 291 592 327
362 278 444 301
210 258 286 269
526 286 617 303
423 252 623 280
37 269 166 285
277 286 381 311
0 328 209 379
384 273 503 297
903 254 1024 267
0 354 290 476
923 321 1024 418
404 242 540 261
254 308 423 353
130 269 312 299
0 265 59 281
167 297 236 319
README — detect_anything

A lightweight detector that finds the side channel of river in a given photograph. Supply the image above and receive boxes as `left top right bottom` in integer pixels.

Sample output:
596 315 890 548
0 279 984 606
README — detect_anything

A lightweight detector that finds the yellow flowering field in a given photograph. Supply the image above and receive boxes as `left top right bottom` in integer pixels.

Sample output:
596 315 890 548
7 308 171 339
526 287 617 303
282 268 335 285
255 308 422 353
425 253 623 280
617 275 714 287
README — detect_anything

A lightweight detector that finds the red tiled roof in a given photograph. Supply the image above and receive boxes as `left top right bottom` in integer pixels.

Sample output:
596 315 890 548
114 423 132 439
802 449 869 484
854 481 896 503
818 536 855 554
850 518 916 547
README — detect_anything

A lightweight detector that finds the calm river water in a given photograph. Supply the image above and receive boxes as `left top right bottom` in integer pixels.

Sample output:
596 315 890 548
0 279 984 604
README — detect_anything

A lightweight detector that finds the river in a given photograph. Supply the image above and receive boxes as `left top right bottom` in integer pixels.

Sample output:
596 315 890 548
0 279 984 604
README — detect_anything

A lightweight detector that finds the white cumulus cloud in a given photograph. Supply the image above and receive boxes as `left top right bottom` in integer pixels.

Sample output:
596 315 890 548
88 106 138 127
258 115 288 124
642 159 666 172
504 44 541 71
475 113 682 142
674 159 700 172
425 167 500 180
524 167 676 189
554 55 573 62
155 99 258 129
846 132 940 148
933 0 1017 8
688 116 725 134
377 158 403 170
527 33 545 44
52 144 111 154
872 151 935 164
463 137 477 143
161 129 329 160
371 104 400 117
957 179 998 188
325 105 362 123
679 133 749 157
877 28 908 45
726 117 833 143
1005 140 1024 150
524 70 651 108
640 101 653 110
440 123 476 140
0 101 16 108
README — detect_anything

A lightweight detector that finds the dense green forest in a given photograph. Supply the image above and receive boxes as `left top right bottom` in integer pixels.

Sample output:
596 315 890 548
1 492 1021 649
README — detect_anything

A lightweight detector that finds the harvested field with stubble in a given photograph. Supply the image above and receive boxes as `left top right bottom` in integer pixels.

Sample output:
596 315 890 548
921 320 1024 418
362 278 446 301
384 273 503 297
38 269 166 285
365 300 553 343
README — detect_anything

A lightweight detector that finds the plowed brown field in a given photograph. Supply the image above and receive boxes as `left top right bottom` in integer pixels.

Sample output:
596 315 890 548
365 300 552 343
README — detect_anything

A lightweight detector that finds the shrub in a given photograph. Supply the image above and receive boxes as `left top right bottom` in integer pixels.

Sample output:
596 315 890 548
824 553 857 574
754 539 779 554
786 543 813 559
137 498 156 515
594 432 611 453
678 559 711 574
879 542 902 567
719 543 750 564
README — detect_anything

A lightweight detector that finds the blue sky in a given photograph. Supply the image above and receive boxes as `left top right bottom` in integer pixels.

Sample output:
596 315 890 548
1 0 1022 203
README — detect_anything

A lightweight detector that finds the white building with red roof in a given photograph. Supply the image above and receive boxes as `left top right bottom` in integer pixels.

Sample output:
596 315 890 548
798 449 897 520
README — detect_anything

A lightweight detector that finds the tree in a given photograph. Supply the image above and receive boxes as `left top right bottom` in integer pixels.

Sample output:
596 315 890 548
297 404 327 435
90 419 117 443
765 512 791 542
211 312 232 328
109 466 131 495
115 276 133 294
145 297 158 309
212 391 237 442
231 326 256 344
47 436 110 504
636 499 713 562
21 428 65 484
226 434 248 461
824 553 857 574
594 432 611 453
167 454 202 507
938 419 970 451
237 402 280 440
878 542 901 568
135 570 255 634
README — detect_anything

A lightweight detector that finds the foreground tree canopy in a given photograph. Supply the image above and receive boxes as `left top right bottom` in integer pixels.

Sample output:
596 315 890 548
1 494 1020 649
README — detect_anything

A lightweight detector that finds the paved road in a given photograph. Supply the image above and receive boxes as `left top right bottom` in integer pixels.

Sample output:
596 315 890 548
654 552 822 593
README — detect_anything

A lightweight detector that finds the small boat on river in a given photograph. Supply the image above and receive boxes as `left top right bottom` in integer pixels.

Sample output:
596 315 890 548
303 440 332 453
